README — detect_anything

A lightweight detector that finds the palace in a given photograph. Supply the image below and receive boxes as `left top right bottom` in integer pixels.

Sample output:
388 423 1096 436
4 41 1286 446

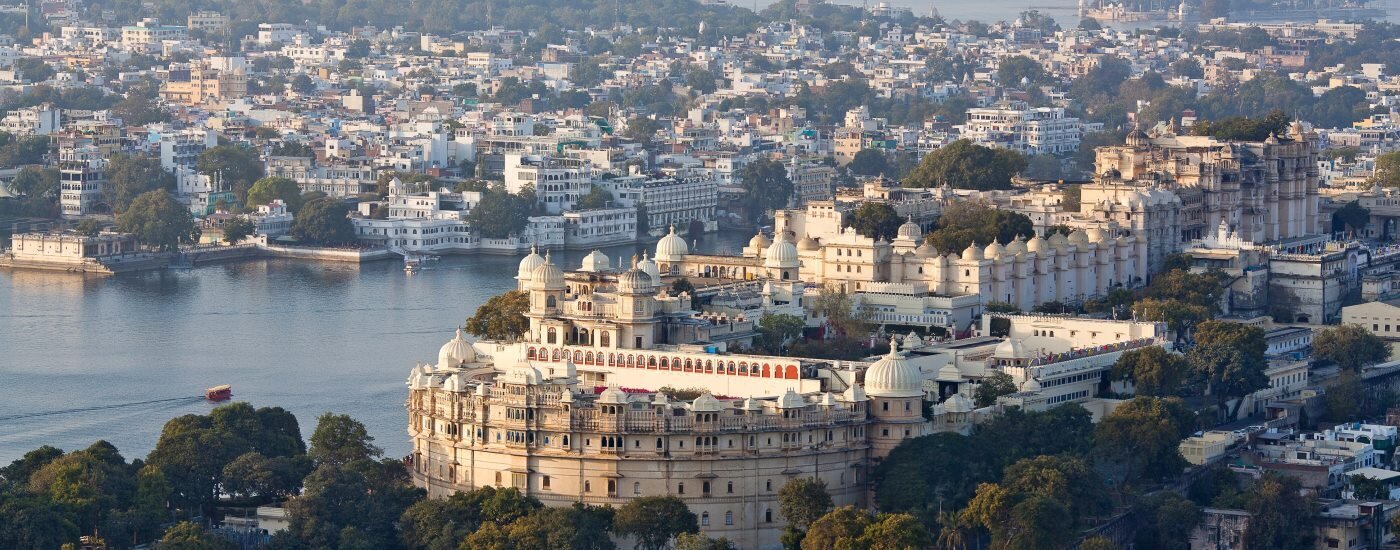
405 235 1170 548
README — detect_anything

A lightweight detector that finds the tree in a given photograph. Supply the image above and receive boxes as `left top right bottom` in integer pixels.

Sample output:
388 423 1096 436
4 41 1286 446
222 217 255 244
1332 200 1370 235
1326 371 1364 421
117 190 200 251
1095 397 1196 484
1132 493 1201 550
197 146 264 200
1314 324 1389 372
308 413 381 468
997 55 1046 87
858 513 932 550
1191 111 1290 142
107 153 176 212
923 200 1034 255
974 371 1018 407
246 177 304 212
576 184 614 209
1135 298 1210 347
1081 536 1118 550
613 496 698 550
780 477 834 532
158 521 238 550
962 455 1107 548
1078 18 1103 31
906 140 1027 190
465 188 534 239
802 506 871 550
848 148 890 176
75 218 102 236
503 504 614 550
290 197 354 245
0 493 80 550
844 202 904 241
1189 320 1269 420
1376 150 1400 188
291 74 315 95
1112 346 1193 396
287 459 423 549
1243 474 1314 550
465 290 530 342
674 532 736 550
622 116 662 143
757 313 807 352
737 158 794 223
221 452 309 501
147 403 306 512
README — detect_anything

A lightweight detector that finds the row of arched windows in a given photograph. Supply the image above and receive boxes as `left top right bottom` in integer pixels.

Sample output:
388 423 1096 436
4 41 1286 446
523 347 801 379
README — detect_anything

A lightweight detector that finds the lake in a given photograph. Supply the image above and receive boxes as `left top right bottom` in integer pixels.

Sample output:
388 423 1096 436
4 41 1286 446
0 231 753 464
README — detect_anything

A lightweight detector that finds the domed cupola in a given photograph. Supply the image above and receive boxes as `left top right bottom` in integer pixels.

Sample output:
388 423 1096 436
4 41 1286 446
864 338 924 398
517 244 545 282
984 241 1005 260
618 256 655 294
961 242 983 261
993 338 1028 360
1048 232 1069 250
943 393 973 413
637 252 660 281
764 237 799 268
915 242 937 258
896 218 922 241
529 251 565 290
438 328 477 367
798 235 820 251
747 231 772 257
579 249 611 272
1026 235 1048 253
655 225 689 262
1068 229 1089 247
778 389 807 409
1005 236 1027 255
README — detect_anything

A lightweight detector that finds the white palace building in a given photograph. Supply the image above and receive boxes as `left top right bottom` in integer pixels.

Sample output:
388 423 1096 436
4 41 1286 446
405 234 1169 548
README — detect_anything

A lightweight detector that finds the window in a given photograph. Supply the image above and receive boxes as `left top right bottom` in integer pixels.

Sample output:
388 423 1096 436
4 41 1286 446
584 480 591 492
701 512 710 526
725 511 734 525
702 481 711 495
765 479 772 491
678 482 685 495
634 482 641 495
765 509 773 523
727 481 734 494
542 476 551 489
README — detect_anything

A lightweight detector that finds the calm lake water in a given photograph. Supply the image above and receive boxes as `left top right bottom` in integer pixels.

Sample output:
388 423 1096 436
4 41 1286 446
0 232 753 465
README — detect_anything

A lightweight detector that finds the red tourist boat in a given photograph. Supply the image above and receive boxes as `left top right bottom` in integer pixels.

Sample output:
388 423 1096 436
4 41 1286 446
205 385 232 401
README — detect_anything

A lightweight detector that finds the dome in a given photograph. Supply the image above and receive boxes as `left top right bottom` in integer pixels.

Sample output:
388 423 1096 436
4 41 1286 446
864 339 924 398
1068 230 1089 246
1026 235 1048 253
692 392 723 412
579 249 611 272
994 338 1027 359
1020 377 1042 392
1086 228 1109 243
1048 233 1069 250
655 225 689 261
903 331 922 350
797 235 820 251
517 245 545 280
438 328 477 367
936 362 964 382
637 253 660 281
896 219 922 241
748 231 771 252
943 393 973 413
984 241 1005 260
915 242 938 258
504 362 543 385
1005 237 1027 255
778 389 807 409
618 264 654 294
764 238 799 268
961 242 983 261
597 385 628 404
529 252 565 290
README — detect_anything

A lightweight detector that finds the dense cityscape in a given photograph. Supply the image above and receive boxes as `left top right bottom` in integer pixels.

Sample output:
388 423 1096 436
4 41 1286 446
6 0 1400 548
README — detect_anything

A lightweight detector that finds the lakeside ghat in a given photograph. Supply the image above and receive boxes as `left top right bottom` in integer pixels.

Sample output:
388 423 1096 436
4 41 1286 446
0 231 753 465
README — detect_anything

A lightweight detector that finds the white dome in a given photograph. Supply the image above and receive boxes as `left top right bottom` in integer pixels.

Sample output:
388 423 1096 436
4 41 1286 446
1020 377 1042 392
994 338 1027 359
1068 230 1089 246
778 389 807 409
937 363 964 382
915 242 938 258
764 238 799 268
984 241 1005 260
597 385 628 404
517 245 544 280
529 253 565 290
504 362 543 385
943 393 973 413
438 328 477 367
961 242 983 261
1027 235 1048 253
896 219 922 241
1005 237 1027 254
1087 228 1109 243
692 392 723 412
579 249 611 272
903 331 922 350
797 235 820 251
1048 233 1069 249
655 225 689 261
748 231 772 251
864 339 924 398
618 265 654 294
637 252 660 281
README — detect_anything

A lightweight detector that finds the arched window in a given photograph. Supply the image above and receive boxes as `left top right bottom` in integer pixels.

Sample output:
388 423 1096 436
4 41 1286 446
573 350 583 363
724 511 733 525
584 480 591 493
648 356 657 367
551 348 561 361
527 347 536 359
633 482 641 495
627 355 635 366
585 352 594 364
600 332 610 347
762 364 771 378
547 328 557 344
546 295 557 308
700 512 709 526
608 353 616 366
660 357 670 369
727 481 734 493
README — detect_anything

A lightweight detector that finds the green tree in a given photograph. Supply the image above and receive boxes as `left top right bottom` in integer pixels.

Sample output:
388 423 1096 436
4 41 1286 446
158 521 238 550
1313 324 1389 372
286 459 423 549
906 140 1027 190
1326 371 1364 421
1134 298 1210 347
802 506 871 550
75 218 102 236
1243 474 1314 550
923 200 1034 254
1331 200 1370 234
576 184 614 209
197 145 264 200
780 477 834 532
221 452 309 501
246 177 304 212
857 513 932 549
674 532 736 550
613 496 698 550
1062 184 1082 212
290 196 354 245
465 188 535 239
848 148 890 176
843 202 904 241
147 403 305 512
974 371 1018 407
117 189 199 251
1132 493 1201 550
997 55 1046 87
1081 536 1118 550
308 413 381 468
221 217 255 244
1376 150 1400 188
26 441 134 535
1189 320 1269 420
757 313 807 352
622 116 662 143
1095 397 1196 484
107 153 176 212
0 493 80 550
1191 111 1290 142
465 290 530 342
1112 346 1193 396
503 503 614 550
737 158 794 223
